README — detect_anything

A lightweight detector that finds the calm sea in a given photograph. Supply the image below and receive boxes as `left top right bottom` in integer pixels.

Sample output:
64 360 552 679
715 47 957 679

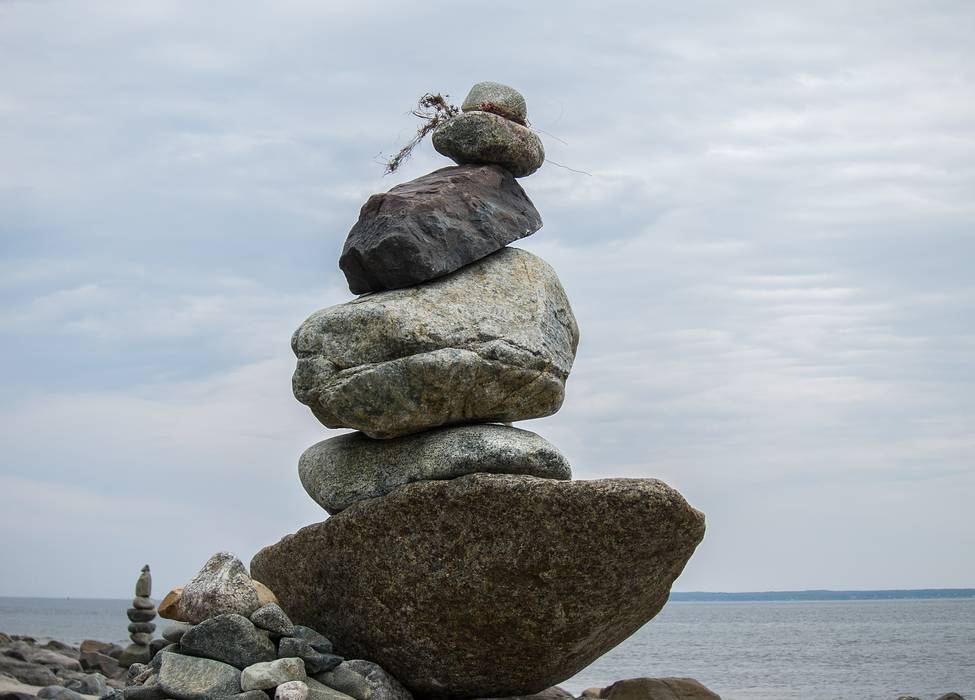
2 597 973 699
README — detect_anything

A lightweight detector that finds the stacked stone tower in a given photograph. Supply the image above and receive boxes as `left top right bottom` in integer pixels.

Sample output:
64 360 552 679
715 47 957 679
252 82 706 698
119 565 156 667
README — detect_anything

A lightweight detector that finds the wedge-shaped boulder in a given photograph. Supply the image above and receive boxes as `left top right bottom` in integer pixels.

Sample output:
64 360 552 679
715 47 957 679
180 552 261 625
339 165 542 294
293 248 578 439
251 474 705 698
299 424 571 514
433 111 544 177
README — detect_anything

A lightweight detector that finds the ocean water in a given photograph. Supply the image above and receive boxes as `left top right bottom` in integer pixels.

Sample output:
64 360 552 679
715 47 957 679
2 597 973 699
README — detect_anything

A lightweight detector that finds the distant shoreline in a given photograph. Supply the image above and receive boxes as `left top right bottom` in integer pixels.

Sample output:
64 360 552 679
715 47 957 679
670 589 975 602
2 589 974 603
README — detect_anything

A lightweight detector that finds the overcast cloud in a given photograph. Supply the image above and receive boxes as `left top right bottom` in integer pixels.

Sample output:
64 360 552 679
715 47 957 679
1 0 973 598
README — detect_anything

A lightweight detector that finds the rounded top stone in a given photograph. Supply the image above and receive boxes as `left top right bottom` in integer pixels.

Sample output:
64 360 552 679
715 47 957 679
462 81 528 124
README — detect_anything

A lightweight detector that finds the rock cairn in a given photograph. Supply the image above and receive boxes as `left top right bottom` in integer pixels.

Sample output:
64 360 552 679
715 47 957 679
250 81 707 698
119 552 411 700
118 566 156 668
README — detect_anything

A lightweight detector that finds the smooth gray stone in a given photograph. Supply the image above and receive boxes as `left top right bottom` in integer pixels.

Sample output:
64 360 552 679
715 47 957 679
240 658 306 691
135 566 151 598
121 686 166 700
62 671 110 696
132 597 155 611
126 609 155 624
127 623 155 635
180 552 261 625
277 639 340 675
179 614 276 669
148 639 168 658
161 623 192 644
37 687 86 700
338 164 541 294
118 644 150 668
252 474 705 698
313 660 412 700
274 680 308 700
250 603 294 637
290 628 332 655
462 82 528 124
299 424 571 514
156 652 241 700
433 111 544 177
293 248 578 439
234 692 271 700
129 634 151 647
304 678 357 700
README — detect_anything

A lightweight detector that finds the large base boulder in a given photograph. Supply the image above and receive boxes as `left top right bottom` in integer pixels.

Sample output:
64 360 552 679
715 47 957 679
251 474 705 698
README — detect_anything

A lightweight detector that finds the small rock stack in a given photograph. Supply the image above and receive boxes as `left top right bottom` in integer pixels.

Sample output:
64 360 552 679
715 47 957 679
127 552 410 700
119 566 156 668
251 82 708 698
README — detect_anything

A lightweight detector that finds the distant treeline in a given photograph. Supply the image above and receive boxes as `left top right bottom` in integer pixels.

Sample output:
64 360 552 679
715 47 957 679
669 589 975 602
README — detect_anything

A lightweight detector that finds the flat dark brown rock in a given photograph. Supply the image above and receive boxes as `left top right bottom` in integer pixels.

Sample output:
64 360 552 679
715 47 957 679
339 165 541 294
251 474 705 698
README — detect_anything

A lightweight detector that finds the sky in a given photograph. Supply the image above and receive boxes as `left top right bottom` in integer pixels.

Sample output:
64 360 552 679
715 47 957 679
0 0 973 599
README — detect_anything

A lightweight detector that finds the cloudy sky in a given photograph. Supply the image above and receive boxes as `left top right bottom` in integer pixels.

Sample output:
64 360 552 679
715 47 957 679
1 0 972 598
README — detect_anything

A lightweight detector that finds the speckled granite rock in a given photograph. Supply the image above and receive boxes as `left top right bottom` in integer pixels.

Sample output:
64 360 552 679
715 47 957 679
313 660 412 700
292 247 578 439
156 652 241 700
599 677 721 700
180 553 261 625
179 614 276 669
339 165 542 294
462 82 528 124
299 424 571 513
433 111 544 177
251 474 705 698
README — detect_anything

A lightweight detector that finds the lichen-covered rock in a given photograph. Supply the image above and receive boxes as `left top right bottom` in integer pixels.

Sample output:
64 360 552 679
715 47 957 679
299 424 571 514
251 474 705 698
339 165 541 294
179 614 276 669
156 652 241 700
313 660 412 700
292 248 578 439
241 658 306 691
180 552 261 625
251 603 295 637
433 111 544 177
462 82 528 124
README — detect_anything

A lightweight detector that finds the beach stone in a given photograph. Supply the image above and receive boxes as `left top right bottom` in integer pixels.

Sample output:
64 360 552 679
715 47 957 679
161 623 192 644
128 634 151 647
462 82 528 124
179 614 276 669
126 610 155 624
121 686 166 700
79 651 120 678
250 603 295 637
291 628 333 655
251 474 705 698
600 678 721 700
0 656 59 686
132 597 154 611
234 692 271 700
180 552 261 625
275 681 309 700
935 695 967 700
433 111 544 177
0 693 36 700
338 164 542 294
313 660 411 700
156 652 241 700
293 247 578 439
147 639 168 658
304 679 357 700
240 658 306 691
477 688 574 700
37 687 85 700
253 581 280 608
20 648 80 670
126 623 155 635
157 588 182 621
277 639 341 675
126 664 149 683
117 645 150 669
80 641 112 655
135 566 152 598
62 672 110 696
300 424 571 514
